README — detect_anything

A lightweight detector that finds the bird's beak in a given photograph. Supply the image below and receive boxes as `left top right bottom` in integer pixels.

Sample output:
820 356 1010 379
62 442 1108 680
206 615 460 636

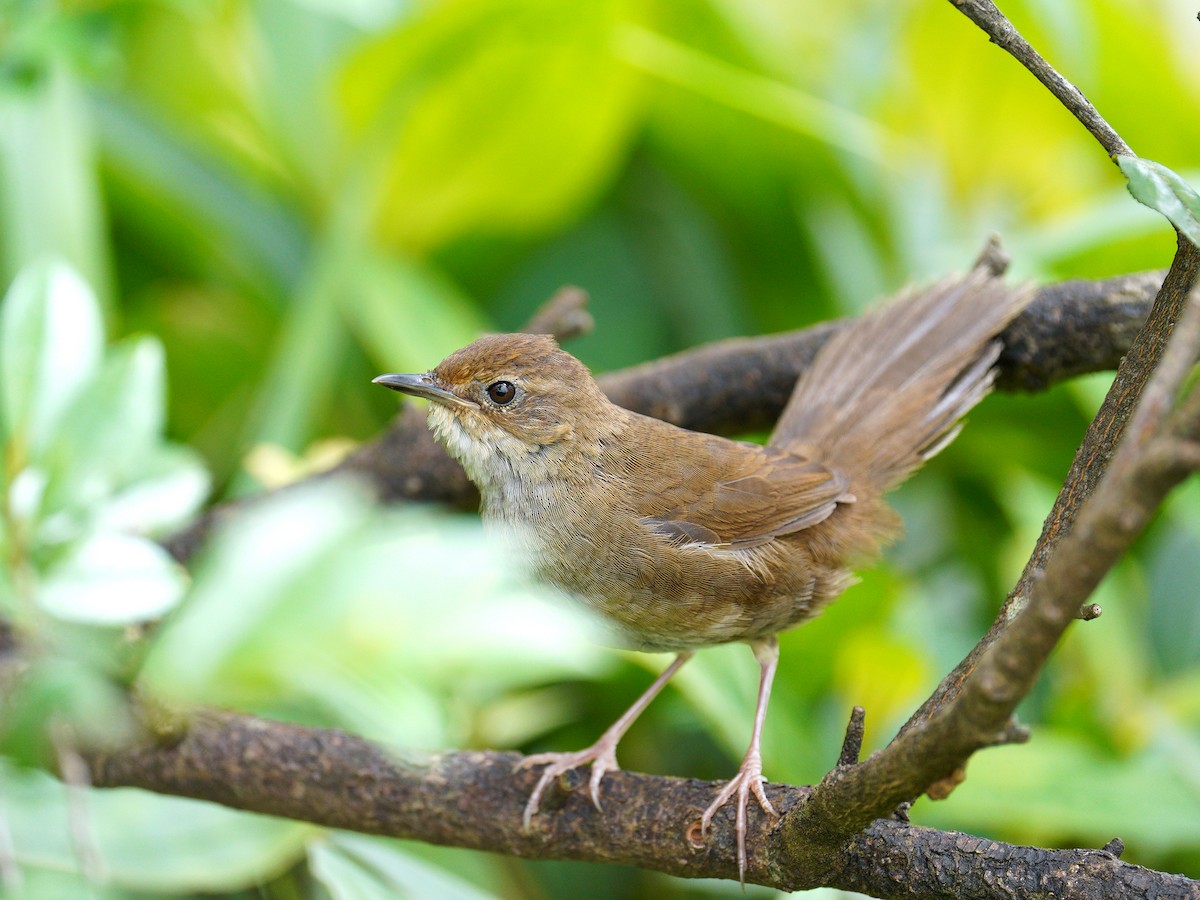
372 373 477 409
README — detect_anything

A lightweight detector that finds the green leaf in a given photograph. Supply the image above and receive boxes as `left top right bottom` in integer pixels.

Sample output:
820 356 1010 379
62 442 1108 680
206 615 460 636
339 0 642 250
234 249 346 482
313 833 498 900
0 260 103 458
91 93 311 296
39 335 170 523
37 531 188 625
140 480 605 742
1148 481 1200 675
93 445 210 538
30 332 209 542
141 478 372 700
3 761 311 893
921 730 1200 855
1117 155 1200 247
0 657 133 767
0 66 112 304
617 25 904 164
309 839 395 900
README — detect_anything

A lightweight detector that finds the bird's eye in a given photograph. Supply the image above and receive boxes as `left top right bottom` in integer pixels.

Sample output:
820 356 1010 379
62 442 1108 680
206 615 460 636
486 380 517 406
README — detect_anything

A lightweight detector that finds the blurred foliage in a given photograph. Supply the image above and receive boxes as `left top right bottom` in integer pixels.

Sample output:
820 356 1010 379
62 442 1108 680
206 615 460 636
0 0 1198 897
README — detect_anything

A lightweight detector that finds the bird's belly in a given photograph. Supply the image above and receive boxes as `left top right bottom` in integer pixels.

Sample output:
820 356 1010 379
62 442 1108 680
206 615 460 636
482 490 842 652
529 531 823 652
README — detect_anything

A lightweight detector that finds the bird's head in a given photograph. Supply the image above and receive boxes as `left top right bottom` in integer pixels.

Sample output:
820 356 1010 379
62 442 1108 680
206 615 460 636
373 333 613 487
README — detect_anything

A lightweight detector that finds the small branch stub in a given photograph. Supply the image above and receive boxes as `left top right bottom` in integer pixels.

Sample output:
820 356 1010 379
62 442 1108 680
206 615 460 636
972 233 1011 276
926 767 967 801
838 707 867 768
524 286 593 342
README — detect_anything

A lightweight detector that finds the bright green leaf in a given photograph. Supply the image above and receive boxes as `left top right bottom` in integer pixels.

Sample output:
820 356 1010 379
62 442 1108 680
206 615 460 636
37 531 187 625
3 869 130 900
140 479 605 742
1117 155 1200 247
0 66 112 304
1148 481 1200 676
91 93 311 297
338 250 486 373
234 251 347 482
617 25 905 164
339 0 642 250
7 465 48 527
920 731 1200 855
0 260 103 458
832 626 931 730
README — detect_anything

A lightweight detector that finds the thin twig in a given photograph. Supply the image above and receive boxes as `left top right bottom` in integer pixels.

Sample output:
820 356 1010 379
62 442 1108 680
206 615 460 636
971 233 1010 276
948 0 1132 159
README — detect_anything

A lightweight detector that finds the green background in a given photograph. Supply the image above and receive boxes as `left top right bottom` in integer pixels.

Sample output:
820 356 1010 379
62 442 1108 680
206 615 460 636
1 0 1198 897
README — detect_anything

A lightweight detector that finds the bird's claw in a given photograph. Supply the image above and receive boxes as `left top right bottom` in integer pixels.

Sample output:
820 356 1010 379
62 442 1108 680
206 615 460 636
519 743 620 830
699 754 778 884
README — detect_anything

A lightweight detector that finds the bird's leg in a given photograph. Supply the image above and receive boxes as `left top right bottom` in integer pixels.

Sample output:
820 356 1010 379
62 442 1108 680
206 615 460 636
699 636 780 883
520 651 694 829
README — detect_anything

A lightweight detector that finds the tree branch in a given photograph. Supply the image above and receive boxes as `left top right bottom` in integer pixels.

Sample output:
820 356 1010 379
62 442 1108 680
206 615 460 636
907 240 1199 730
948 0 1132 159
898 0 1200 736
83 711 1200 898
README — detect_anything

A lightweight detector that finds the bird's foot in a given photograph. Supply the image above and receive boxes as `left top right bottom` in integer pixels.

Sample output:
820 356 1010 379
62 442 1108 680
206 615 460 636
699 751 779 884
518 737 620 830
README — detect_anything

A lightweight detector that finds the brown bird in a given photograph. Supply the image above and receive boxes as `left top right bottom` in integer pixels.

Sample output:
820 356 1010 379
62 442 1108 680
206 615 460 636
374 270 1031 879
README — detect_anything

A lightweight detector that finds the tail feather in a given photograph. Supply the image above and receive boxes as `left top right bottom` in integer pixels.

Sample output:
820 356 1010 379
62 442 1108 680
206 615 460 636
770 270 1032 494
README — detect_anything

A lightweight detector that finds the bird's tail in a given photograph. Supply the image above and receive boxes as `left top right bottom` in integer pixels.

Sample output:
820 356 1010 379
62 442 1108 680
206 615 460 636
770 270 1032 497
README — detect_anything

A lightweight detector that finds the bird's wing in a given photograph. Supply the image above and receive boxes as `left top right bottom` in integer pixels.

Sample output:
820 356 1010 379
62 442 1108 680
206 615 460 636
630 428 852 550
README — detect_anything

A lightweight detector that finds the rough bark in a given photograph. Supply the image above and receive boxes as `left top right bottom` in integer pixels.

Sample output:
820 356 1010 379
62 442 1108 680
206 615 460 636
84 712 1200 898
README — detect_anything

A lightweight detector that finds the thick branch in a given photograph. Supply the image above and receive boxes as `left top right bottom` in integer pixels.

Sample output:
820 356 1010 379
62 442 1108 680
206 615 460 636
164 270 1161 563
783 271 1200 874
907 240 1200 729
83 711 1199 898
